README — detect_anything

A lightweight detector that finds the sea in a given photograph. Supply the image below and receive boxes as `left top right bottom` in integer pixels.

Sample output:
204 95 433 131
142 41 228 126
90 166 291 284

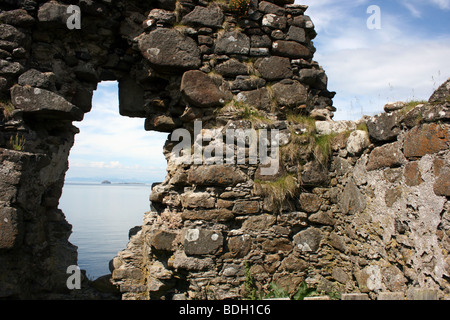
59 182 152 279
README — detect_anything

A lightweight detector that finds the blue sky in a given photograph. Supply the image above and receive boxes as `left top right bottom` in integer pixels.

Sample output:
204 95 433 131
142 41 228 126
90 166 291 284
65 81 168 183
66 0 450 182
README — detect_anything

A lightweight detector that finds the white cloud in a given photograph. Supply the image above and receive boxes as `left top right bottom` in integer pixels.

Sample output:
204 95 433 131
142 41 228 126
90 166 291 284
401 1 422 17
67 82 169 181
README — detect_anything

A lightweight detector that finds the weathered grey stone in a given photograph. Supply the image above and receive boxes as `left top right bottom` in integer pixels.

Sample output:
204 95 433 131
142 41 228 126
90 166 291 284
0 9 35 27
366 142 406 171
183 229 223 255
299 193 321 213
301 161 329 186
272 40 311 59
250 35 272 48
255 56 293 81
339 179 366 215
236 87 271 110
262 237 292 253
169 251 214 271
181 209 234 222
428 78 450 104
147 9 176 26
384 101 406 113
286 26 307 43
214 31 250 55
0 24 26 45
308 211 335 226
404 161 423 186
0 60 24 77
0 206 21 250
346 130 370 156
181 70 230 108
377 292 405 300
138 28 201 71
188 165 247 186
18 69 56 91
232 201 260 215
332 267 349 284
293 227 323 252
271 80 308 108
434 166 450 196
10 85 83 121
408 288 439 300
242 214 276 231
181 191 215 209
382 265 407 292
232 76 266 92
341 293 370 300
181 5 224 28
151 230 177 251
227 234 252 258
37 2 70 25
144 115 178 132
366 112 402 142
259 1 286 15
215 59 249 78
315 120 356 135
262 14 287 29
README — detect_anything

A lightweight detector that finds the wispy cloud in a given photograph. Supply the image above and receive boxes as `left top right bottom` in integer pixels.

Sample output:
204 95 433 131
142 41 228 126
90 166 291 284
401 1 422 17
298 0 450 120
66 82 168 182
430 0 450 10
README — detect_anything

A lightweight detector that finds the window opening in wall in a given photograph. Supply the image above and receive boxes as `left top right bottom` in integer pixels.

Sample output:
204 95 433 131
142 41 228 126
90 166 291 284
59 81 167 279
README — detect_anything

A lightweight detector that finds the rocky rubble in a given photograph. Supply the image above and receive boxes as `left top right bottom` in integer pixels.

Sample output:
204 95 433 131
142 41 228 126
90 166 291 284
0 0 449 300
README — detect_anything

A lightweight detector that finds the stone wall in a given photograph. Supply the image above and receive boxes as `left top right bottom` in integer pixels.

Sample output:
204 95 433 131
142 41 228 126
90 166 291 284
0 0 449 300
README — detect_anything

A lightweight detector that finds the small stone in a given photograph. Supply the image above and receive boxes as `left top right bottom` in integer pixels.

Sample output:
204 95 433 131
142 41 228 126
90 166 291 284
384 101 406 113
272 40 311 59
341 293 370 300
293 227 323 252
403 123 449 158
181 5 224 28
434 167 450 196
366 142 406 171
255 56 293 81
138 28 201 71
271 80 308 108
214 31 250 55
346 130 370 156
151 230 177 251
262 14 287 29
180 70 230 108
299 193 321 213
215 59 249 78
377 292 405 300
183 229 224 255
232 201 260 214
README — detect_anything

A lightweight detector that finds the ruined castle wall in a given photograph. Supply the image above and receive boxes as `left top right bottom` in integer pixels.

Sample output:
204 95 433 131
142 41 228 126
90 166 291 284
0 0 449 300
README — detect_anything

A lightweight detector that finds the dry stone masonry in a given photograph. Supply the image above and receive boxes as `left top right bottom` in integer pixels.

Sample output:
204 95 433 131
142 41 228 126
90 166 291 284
0 0 449 300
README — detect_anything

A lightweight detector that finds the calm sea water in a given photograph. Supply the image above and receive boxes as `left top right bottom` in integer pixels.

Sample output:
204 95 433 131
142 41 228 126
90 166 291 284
59 182 152 279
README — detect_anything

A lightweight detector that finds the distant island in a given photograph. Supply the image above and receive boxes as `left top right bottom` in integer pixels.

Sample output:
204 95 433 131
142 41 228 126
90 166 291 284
100 180 146 185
